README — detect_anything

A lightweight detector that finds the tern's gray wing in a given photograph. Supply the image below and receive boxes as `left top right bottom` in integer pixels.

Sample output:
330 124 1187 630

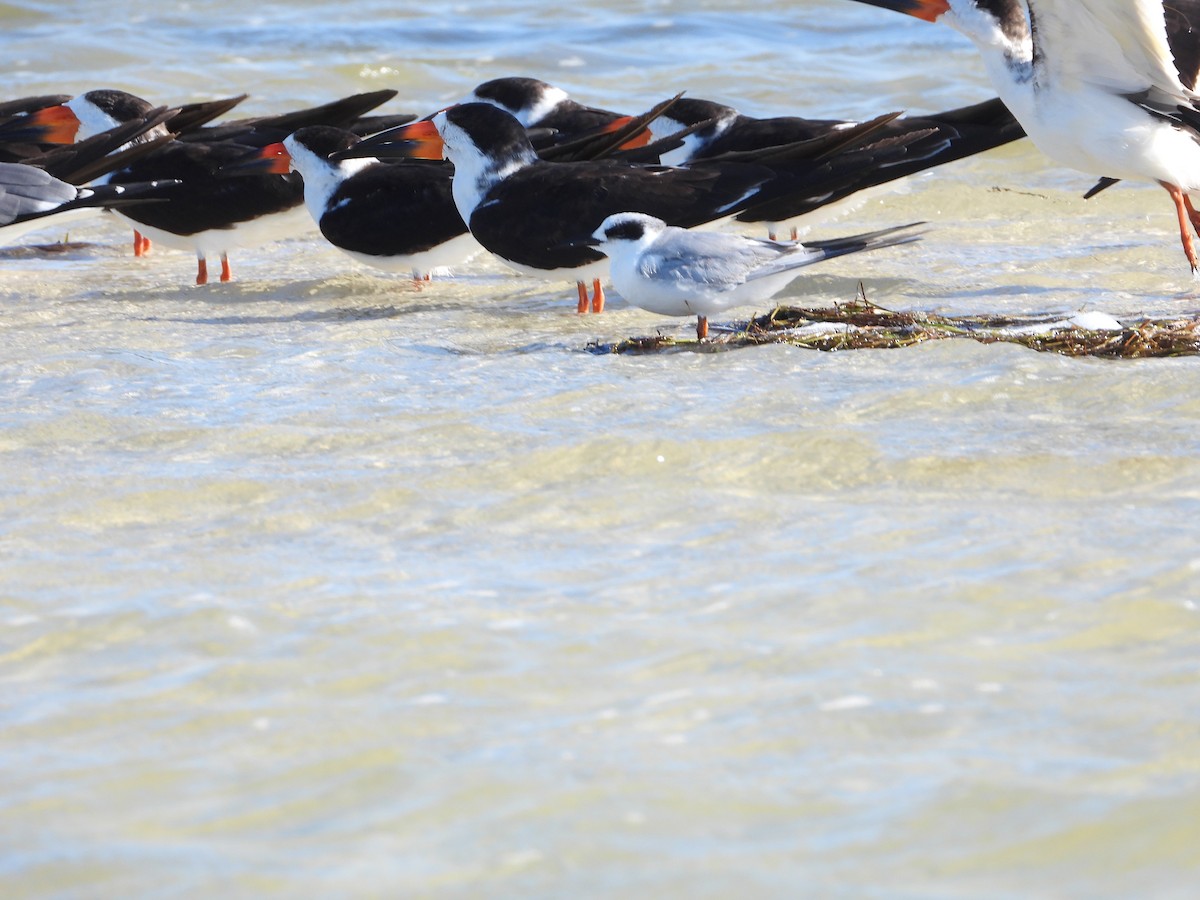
0 163 77 225
638 229 800 288
745 222 925 282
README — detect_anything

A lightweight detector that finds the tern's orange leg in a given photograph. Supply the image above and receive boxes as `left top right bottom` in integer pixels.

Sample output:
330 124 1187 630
790 226 799 241
590 278 605 314
1162 182 1199 272
576 281 589 314
219 252 232 283
133 231 151 256
196 255 208 285
696 316 709 340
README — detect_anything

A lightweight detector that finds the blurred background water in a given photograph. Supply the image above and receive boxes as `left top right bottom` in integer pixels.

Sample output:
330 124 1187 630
2 1 1199 896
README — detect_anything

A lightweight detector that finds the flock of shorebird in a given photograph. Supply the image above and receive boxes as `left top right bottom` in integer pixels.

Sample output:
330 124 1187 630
3 0 1200 339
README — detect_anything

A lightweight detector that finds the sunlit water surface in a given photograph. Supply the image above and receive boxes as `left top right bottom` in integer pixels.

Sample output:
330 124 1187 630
2 1 1199 896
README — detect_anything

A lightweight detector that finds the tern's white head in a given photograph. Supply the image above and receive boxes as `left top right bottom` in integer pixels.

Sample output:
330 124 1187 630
591 212 669 253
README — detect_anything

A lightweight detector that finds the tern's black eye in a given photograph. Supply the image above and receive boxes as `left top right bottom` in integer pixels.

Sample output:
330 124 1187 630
605 219 646 241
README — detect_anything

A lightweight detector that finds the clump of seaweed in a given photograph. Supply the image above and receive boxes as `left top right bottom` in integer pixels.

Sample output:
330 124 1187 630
590 285 1200 359
0 241 96 257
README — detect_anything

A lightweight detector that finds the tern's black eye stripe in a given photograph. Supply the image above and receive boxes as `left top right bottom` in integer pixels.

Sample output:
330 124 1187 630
605 219 646 241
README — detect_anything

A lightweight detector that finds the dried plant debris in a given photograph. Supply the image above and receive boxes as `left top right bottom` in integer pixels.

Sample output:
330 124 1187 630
0 241 96 257
591 290 1200 359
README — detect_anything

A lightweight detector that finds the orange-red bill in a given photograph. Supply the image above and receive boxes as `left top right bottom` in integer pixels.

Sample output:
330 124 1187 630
23 105 81 143
379 119 445 159
601 115 654 150
254 142 292 174
852 0 948 22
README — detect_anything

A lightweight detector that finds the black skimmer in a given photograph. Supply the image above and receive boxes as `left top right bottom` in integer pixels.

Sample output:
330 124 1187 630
644 97 865 168
21 89 401 282
582 212 923 339
0 95 73 162
727 113 1006 238
338 102 844 313
14 107 177 185
846 0 1200 273
0 95 72 124
0 91 246 153
464 76 631 133
634 96 1023 239
462 76 657 153
1 108 179 245
0 162 177 246
236 126 476 280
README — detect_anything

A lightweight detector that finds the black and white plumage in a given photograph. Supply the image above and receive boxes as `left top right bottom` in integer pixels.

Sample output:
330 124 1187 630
462 76 630 133
243 126 477 280
0 107 181 245
634 96 1022 239
31 89 401 283
847 0 1200 272
644 97 861 168
461 76 660 156
586 212 924 338
340 104 964 312
619 96 1022 240
339 103 791 313
722 122 959 232
0 162 175 246
13 108 177 186
0 95 72 124
0 93 246 174
0 95 73 163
